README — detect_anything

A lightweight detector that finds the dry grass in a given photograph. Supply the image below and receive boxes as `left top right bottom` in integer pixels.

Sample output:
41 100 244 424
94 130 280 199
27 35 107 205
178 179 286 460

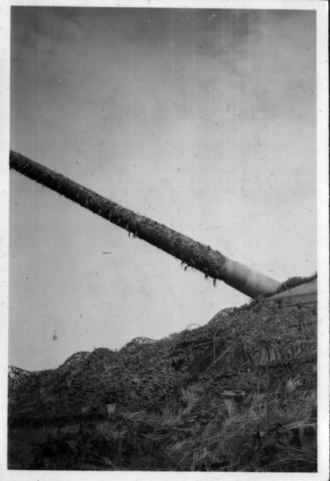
8 380 316 471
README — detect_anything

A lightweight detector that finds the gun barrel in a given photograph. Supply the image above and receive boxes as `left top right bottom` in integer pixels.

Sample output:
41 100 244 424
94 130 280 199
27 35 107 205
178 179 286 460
223 258 281 298
10 150 281 298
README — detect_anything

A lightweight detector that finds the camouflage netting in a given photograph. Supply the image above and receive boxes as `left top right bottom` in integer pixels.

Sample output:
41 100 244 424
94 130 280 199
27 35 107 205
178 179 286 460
8 283 317 426
272 273 317 295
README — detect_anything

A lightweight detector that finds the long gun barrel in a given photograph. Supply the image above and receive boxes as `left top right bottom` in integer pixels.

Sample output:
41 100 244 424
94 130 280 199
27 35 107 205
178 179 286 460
10 150 281 298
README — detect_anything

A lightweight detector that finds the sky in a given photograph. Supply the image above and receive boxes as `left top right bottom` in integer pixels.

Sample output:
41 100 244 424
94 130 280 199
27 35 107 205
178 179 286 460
8 6 318 372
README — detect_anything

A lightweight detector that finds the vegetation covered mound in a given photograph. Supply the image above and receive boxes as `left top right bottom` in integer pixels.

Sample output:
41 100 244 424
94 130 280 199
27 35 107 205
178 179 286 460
8 278 317 471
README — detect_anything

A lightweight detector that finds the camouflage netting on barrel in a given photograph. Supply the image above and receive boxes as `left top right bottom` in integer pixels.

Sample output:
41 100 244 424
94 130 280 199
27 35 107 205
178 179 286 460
8 294 316 426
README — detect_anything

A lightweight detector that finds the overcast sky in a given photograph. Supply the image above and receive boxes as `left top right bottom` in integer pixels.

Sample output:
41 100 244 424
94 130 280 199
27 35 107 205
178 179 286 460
9 6 317 372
